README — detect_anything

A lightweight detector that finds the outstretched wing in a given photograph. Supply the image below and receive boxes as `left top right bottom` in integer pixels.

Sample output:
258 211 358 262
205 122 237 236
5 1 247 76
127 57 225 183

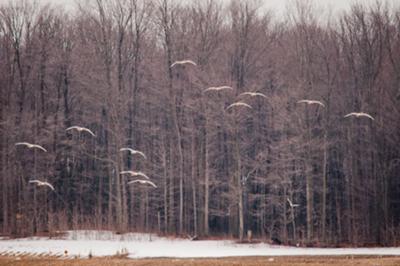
361 113 374 120
32 144 47 152
120 148 134 154
43 182 55 191
145 180 157 188
128 180 157 188
240 92 267 98
120 171 134 175
204 87 218 93
66 126 80 131
171 60 197 68
29 180 41 185
81 128 96 137
15 142 30 147
226 102 252 110
136 172 150 179
133 151 147 159
297 100 309 104
298 99 325 107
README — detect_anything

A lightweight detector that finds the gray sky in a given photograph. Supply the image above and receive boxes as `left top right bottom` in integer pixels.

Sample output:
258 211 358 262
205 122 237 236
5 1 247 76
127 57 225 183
3 0 396 15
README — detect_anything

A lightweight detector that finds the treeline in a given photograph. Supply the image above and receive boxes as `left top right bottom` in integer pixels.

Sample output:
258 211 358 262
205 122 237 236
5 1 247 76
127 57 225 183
0 0 399 246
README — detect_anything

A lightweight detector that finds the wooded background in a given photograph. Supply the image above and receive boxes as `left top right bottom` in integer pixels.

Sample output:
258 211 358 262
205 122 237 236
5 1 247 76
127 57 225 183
0 0 399 246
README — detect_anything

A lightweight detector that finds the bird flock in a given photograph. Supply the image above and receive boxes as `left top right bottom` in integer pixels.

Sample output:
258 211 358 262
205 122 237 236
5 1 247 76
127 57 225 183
16 59 374 202
16 125 155 192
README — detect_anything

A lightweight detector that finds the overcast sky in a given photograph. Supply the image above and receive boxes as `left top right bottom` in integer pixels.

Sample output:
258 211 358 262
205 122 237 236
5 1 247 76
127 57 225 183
1 0 396 16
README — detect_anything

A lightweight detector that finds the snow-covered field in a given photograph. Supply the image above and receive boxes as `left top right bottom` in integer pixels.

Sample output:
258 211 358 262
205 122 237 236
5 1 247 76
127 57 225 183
0 230 399 259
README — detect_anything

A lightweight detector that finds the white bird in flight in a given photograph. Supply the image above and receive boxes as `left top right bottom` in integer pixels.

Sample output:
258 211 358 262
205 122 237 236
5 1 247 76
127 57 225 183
29 180 55 191
15 142 47 152
128 179 157 188
344 112 374 120
297 100 325 107
170 60 197 68
66 126 96 137
120 171 150 179
287 198 299 208
239 92 267 99
204 86 233 93
226 102 252 110
119 148 146 159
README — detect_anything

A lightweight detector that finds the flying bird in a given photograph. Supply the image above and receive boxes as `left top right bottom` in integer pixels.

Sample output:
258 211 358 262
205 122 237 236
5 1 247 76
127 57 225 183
297 100 325 107
204 86 233 93
29 180 54 191
120 171 150 179
287 198 299 208
119 148 146 159
170 60 197 68
127 179 157 188
15 142 47 152
239 92 267 99
66 126 96 137
226 102 252 110
344 112 374 120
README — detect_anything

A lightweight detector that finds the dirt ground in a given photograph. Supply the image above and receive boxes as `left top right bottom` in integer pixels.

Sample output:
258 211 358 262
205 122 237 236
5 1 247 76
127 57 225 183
0 256 399 266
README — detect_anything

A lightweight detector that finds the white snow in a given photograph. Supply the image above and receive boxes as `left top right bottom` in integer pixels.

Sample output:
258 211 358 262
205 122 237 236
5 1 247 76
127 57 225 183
0 230 399 259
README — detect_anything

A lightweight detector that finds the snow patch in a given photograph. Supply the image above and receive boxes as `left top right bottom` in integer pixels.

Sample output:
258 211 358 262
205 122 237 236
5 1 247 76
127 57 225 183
0 230 399 259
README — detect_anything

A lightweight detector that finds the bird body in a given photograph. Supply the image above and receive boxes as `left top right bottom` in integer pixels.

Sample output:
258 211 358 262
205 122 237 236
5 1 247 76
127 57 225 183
15 142 47 152
29 180 54 190
297 99 325 107
127 179 157 188
226 102 252 110
204 86 233 93
119 148 146 159
344 112 374 120
66 126 96 137
120 171 150 179
170 60 197 68
239 92 267 99
287 198 299 208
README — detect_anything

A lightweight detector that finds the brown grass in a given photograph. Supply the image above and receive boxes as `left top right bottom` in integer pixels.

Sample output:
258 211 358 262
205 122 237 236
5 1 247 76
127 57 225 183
0 256 399 266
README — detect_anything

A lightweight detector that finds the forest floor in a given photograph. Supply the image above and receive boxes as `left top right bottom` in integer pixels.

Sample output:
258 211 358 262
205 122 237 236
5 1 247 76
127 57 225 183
0 255 400 266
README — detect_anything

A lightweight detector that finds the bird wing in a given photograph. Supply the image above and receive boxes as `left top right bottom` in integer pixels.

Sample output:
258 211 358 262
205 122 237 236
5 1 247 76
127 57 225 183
81 128 96 137
120 148 134 153
171 60 197 68
66 126 80 131
239 92 252 97
133 151 147 159
344 113 354 118
32 144 47 152
128 179 157 188
204 87 217 92
361 113 374 120
43 182 55 190
146 180 157 188
287 198 293 206
254 93 268 98
120 171 135 175
297 100 309 104
310 101 325 107
29 180 41 185
298 99 325 107
137 172 150 179
226 102 252 110
183 60 197 66
217 86 233 90
15 142 30 147
240 92 267 98
128 179 146 185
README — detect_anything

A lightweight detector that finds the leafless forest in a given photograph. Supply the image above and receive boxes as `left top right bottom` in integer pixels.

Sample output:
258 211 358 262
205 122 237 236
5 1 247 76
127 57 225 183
0 0 399 246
